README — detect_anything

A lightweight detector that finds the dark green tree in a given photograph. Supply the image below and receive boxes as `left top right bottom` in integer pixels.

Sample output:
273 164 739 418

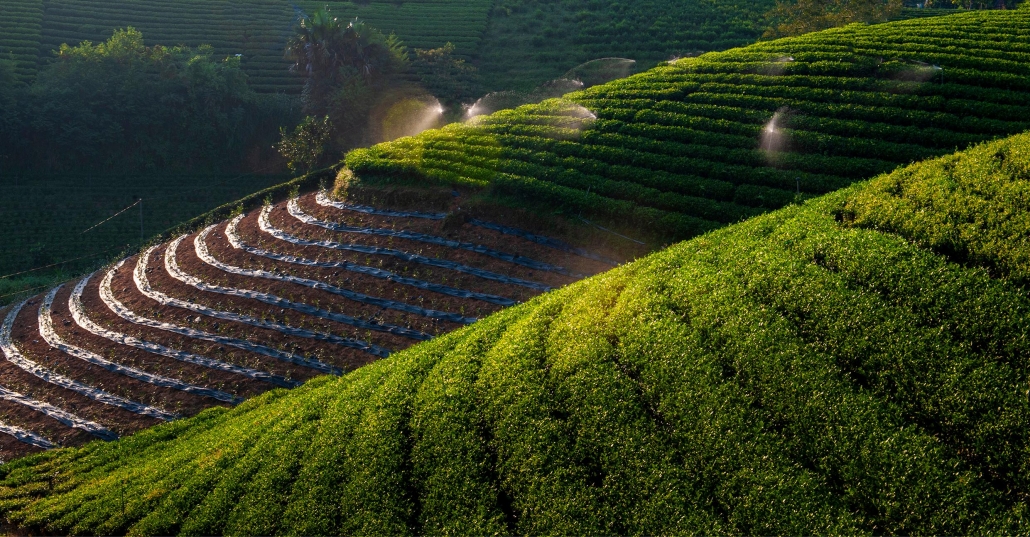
285 8 407 117
17 27 296 172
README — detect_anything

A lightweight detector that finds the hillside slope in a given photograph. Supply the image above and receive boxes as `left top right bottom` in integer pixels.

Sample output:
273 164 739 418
2 125 1030 535
350 9 1030 245
10 0 774 94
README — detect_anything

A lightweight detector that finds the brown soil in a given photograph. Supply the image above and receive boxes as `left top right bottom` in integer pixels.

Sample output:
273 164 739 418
0 429 45 463
48 283 234 415
146 239 412 357
110 255 373 378
0 395 95 452
4 295 161 435
279 196 578 290
209 220 506 321
306 192 618 276
238 209 541 304
340 182 646 262
181 228 460 340
78 270 293 393
0 194 622 461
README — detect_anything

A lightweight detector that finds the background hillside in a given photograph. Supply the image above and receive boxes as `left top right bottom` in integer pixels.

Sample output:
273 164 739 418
348 9 1030 246
3 125 1029 536
0 0 778 94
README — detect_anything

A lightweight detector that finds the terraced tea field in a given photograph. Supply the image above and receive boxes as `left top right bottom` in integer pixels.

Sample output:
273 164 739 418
475 0 775 91
0 0 43 84
0 173 292 305
0 191 617 461
350 9 1030 245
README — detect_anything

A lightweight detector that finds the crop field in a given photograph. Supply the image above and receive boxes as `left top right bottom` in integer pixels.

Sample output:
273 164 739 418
3 123 1030 534
349 9 1030 246
475 0 775 91
0 0 43 85
0 183 617 465
0 173 290 304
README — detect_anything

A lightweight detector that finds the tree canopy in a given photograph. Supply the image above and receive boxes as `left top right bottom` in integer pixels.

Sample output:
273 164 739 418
0 28 296 173
764 0 903 37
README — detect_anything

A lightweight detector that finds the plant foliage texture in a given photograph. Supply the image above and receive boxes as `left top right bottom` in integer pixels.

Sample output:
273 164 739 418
348 9 1030 245
764 0 904 37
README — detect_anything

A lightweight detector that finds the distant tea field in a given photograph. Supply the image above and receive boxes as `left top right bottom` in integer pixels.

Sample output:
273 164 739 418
0 173 289 303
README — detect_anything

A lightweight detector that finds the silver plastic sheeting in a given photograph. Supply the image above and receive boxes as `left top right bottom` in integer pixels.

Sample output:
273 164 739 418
190 227 439 337
0 304 117 440
302 194 581 277
64 278 242 404
261 205 551 292
0 420 55 450
104 258 303 386
201 224 476 324
38 287 178 421
163 236 404 352
228 214 515 306
315 191 618 265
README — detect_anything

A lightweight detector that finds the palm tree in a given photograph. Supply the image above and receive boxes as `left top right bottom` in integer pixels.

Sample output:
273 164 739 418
286 7 406 114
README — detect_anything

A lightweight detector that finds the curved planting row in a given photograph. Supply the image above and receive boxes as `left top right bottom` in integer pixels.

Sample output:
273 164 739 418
225 214 517 307
348 9 1030 244
2 299 174 422
264 204 553 291
0 192 611 461
0 0 42 84
317 195 622 265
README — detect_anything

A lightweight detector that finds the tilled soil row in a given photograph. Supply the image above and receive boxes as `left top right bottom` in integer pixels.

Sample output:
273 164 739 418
123 249 379 372
221 217 510 316
238 209 543 303
273 200 577 290
158 240 419 353
308 192 619 275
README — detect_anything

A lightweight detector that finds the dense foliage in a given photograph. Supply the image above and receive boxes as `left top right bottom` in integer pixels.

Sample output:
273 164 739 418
764 0 903 37
3 127 1030 535
349 9 1030 245
0 171 290 305
10 0 791 98
0 28 297 173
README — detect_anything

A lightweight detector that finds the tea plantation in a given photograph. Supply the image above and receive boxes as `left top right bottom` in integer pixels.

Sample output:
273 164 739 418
0 173 289 305
3 119 1030 535
0 0 43 84
474 0 775 91
349 8 1030 246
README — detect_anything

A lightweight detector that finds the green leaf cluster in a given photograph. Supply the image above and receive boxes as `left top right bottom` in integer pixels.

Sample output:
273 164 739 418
1 27 298 172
